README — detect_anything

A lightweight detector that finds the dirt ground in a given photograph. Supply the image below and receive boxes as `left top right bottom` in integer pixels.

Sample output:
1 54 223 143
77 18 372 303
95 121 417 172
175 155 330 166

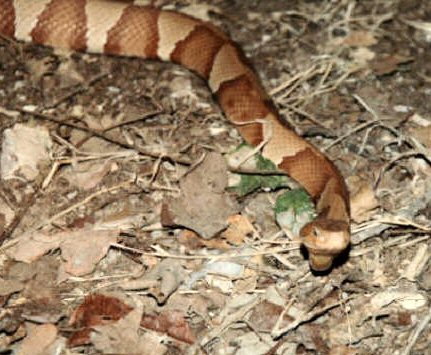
0 1 430 354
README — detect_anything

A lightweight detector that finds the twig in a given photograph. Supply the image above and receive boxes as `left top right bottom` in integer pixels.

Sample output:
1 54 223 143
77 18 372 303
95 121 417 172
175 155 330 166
281 104 330 130
271 297 353 338
374 151 431 189
200 295 262 347
400 305 431 355
111 242 299 260
30 179 134 232
323 118 380 151
15 107 192 165
46 72 109 108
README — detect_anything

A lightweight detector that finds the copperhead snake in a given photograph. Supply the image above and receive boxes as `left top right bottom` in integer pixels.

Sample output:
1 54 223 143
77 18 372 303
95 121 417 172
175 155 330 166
0 0 350 271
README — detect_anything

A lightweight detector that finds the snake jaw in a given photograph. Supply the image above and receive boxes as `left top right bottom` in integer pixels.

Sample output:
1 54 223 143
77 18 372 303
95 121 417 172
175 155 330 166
300 219 350 271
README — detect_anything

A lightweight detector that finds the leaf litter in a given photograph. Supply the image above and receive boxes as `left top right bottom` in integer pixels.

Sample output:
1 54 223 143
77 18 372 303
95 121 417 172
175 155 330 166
0 1 430 354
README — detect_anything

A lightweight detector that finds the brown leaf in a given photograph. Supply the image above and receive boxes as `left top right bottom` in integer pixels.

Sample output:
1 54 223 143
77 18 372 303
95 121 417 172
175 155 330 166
161 152 239 239
349 180 379 222
141 310 196 344
1 124 52 181
119 259 186 305
370 54 413 76
92 298 167 354
343 31 377 47
0 278 24 297
249 300 293 332
60 229 119 276
17 323 57 355
221 214 255 245
6 232 63 263
329 345 359 355
408 125 431 149
68 294 133 347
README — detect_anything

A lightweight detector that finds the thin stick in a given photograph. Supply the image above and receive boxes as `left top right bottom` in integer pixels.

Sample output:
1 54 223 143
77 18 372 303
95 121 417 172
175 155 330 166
400 305 431 355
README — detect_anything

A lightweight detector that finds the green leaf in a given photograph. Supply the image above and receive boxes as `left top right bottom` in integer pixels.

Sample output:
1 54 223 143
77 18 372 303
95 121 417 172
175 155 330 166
229 149 290 196
275 189 316 235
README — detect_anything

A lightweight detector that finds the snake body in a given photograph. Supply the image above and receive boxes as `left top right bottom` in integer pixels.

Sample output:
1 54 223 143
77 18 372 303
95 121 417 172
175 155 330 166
0 0 350 271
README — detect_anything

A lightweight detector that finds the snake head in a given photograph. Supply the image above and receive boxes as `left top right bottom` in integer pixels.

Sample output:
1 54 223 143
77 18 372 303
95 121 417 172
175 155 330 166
299 219 350 271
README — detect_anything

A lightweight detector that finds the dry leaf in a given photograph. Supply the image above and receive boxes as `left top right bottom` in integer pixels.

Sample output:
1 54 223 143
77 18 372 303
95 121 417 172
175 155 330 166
7 229 118 276
371 290 427 310
408 125 431 149
1 124 52 181
0 278 24 297
343 31 377 47
249 300 293 332
56 60 85 88
370 54 413 76
177 229 230 250
7 232 63 263
91 297 167 354
221 214 255 245
68 294 133 347
141 310 196 344
60 229 119 276
350 47 376 65
67 161 116 190
161 152 239 239
350 181 379 222
120 259 186 304
17 323 57 355
25 57 53 83
401 18 431 40
187 261 243 289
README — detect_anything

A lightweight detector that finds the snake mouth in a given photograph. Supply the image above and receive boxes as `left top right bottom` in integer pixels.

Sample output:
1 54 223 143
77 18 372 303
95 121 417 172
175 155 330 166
308 254 334 272
300 219 350 271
